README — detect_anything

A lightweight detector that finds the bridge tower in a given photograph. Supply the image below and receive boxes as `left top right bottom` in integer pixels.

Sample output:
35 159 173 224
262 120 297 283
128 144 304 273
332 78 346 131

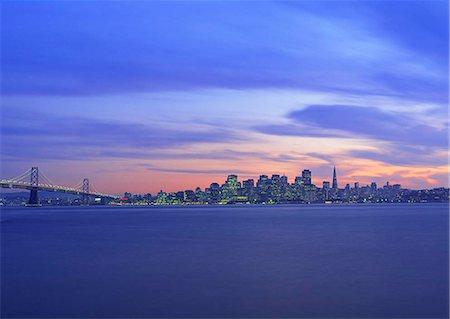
82 178 89 205
28 167 39 206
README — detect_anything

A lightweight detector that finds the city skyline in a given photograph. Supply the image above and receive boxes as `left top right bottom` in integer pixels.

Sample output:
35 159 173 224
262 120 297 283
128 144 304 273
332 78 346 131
2 1 448 194
150 165 399 195
1 164 443 198
2 165 448 206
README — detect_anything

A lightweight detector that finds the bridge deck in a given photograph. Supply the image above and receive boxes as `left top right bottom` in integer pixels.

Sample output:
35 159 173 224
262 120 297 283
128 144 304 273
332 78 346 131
0 181 119 199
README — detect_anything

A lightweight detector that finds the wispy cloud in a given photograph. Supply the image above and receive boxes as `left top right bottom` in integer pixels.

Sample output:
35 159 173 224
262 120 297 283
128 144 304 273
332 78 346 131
287 105 448 148
256 104 448 147
144 166 256 176
1 108 239 161
256 104 448 166
2 1 447 101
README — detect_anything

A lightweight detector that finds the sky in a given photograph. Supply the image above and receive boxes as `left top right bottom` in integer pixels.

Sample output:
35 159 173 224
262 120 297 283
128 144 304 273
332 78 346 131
1 0 448 194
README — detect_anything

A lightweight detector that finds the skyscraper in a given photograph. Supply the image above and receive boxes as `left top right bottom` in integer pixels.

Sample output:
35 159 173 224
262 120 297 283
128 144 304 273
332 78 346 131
222 175 240 200
301 169 312 186
207 182 221 203
270 174 282 202
257 175 270 203
332 166 338 189
242 179 256 203
242 179 254 189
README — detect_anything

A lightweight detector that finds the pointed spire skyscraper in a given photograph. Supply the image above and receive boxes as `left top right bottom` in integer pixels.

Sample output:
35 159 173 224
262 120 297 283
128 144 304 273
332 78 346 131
332 166 338 189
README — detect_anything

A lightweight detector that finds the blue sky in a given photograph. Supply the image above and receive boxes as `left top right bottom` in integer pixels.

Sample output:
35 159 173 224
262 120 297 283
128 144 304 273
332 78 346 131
1 0 448 193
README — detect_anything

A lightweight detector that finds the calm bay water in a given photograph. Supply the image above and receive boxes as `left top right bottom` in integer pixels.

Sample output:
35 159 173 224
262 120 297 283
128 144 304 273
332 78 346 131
1 204 448 318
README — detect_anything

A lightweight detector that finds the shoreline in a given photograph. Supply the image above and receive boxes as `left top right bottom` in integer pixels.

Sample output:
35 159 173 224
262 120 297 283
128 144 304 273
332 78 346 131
2 201 449 208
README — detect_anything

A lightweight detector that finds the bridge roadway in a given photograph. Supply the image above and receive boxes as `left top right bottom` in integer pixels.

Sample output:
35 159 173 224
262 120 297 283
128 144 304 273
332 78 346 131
0 180 119 199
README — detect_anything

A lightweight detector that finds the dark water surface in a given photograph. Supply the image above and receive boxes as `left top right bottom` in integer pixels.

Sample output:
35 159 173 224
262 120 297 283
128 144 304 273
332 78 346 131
1 204 448 318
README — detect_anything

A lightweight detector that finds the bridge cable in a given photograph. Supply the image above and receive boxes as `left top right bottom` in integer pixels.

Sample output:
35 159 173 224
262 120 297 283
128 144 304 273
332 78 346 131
70 180 84 190
7 169 31 183
39 170 61 188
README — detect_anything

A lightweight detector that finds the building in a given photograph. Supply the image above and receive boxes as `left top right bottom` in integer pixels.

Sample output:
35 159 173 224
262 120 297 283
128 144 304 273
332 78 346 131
257 175 270 202
322 181 331 201
221 175 241 200
301 169 312 186
207 182 221 203
242 179 254 189
332 166 338 189
270 174 282 202
242 179 256 202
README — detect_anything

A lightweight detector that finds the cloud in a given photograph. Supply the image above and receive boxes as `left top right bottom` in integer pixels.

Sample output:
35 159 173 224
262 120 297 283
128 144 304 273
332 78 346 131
2 1 447 101
349 148 448 167
257 104 447 148
254 123 351 139
96 149 267 162
145 166 256 176
1 108 238 161
305 153 336 165
287 105 448 147
255 104 448 166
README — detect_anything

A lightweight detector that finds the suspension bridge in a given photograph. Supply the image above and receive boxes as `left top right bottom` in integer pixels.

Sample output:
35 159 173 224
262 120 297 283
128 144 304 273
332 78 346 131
0 167 119 206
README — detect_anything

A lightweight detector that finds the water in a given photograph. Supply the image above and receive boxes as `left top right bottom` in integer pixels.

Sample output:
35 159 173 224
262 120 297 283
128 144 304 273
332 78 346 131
1 204 448 318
